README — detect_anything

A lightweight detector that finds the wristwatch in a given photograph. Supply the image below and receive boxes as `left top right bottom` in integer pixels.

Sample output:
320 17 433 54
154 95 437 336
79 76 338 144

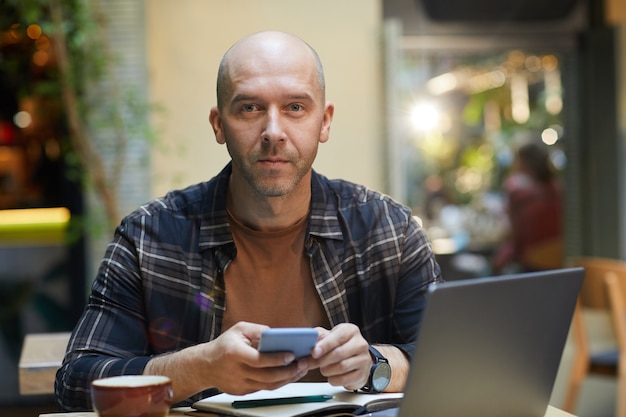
361 345 392 393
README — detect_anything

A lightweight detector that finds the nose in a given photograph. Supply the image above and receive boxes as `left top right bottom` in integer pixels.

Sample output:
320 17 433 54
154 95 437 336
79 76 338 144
261 107 285 143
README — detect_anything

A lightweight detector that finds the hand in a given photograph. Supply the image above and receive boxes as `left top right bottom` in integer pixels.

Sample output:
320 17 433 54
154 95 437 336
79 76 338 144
305 323 371 390
206 322 313 394
144 321 309 402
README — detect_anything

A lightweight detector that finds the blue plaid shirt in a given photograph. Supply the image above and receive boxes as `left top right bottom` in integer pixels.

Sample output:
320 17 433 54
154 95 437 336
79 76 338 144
55 163 441 410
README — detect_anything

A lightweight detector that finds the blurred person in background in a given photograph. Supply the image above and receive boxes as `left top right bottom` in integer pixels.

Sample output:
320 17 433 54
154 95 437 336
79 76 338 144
493 141 563 273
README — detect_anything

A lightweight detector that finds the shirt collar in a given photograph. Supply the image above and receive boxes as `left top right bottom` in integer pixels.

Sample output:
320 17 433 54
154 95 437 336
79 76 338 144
308 170 343 241
198 164 233 251
199 163 344 251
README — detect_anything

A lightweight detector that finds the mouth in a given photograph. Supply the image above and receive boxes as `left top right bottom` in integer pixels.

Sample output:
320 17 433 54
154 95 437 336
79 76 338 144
258 158 289 168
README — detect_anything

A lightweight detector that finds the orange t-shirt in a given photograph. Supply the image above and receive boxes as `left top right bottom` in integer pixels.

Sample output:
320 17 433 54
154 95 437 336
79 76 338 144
222 210 330 332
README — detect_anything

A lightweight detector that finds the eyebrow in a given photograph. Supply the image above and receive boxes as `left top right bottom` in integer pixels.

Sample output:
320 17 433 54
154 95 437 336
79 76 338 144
230 94 256 103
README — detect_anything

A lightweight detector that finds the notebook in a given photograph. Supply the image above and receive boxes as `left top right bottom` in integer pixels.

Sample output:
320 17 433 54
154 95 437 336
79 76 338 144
190 382 403 417
371 267 584 417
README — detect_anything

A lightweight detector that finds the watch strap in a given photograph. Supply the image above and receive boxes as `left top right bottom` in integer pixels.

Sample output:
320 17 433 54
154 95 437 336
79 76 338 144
368 345 387 362
361 345 390 392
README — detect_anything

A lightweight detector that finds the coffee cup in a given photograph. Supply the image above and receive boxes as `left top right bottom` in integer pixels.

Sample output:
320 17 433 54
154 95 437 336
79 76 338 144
91 375 173 417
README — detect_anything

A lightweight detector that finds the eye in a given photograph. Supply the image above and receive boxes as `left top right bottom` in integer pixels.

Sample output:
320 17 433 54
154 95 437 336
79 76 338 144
288 103 304 112
241 104 257 112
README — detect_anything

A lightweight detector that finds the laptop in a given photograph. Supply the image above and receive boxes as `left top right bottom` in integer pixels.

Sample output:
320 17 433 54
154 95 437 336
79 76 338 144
370 267 584 417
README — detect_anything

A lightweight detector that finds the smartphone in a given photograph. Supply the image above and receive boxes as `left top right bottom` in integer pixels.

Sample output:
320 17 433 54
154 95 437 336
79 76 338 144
257 328 318 360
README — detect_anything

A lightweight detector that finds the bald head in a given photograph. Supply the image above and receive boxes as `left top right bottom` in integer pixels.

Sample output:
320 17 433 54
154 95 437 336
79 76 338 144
216 31 326 110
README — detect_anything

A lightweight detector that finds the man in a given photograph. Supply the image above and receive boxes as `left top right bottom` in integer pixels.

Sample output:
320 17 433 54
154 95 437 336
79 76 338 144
55 31 441 410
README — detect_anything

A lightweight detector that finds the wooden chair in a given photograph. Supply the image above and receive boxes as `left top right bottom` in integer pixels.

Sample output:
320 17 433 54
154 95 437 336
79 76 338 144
562 257 626 416
604 271 626 417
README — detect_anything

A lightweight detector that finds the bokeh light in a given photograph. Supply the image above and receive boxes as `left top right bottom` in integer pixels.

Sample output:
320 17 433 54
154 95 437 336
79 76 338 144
542 55 559 71
33 51 48 66
467 69 506 94
426 72 458 95
36 35 50 50
13 111 32 128
541 127 560 145
525 55 542 72
550 148 567 170
511 74 529 124
410 102 440 132
26 24 42 40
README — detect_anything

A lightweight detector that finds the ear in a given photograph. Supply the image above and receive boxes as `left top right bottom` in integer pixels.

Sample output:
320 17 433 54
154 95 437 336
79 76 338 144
319 101 334 144
209 107 226 144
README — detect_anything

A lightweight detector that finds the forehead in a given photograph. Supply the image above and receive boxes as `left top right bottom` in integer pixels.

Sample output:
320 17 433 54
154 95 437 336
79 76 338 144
223 36 322 100
231 60 317 96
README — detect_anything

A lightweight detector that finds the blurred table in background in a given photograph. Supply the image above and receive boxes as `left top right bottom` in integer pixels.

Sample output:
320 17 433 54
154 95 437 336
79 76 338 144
19 332 71 395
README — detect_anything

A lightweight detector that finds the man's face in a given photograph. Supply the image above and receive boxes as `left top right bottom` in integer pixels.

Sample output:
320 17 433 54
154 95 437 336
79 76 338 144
210 44 333 199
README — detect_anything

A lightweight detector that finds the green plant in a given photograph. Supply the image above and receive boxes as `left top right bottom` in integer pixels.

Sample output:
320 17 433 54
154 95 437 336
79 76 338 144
1 0 157 231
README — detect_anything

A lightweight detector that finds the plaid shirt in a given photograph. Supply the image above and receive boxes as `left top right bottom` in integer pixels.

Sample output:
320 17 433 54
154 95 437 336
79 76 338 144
55 163 441 410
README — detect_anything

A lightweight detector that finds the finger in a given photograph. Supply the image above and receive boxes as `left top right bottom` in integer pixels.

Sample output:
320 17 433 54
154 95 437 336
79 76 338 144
314 326 330 340
256 351 296 367
313 323 361 357
326 368 365 390
298 354 320 370
243 361 308 388
319 350 367 378
321 352 370 391
237 322 270 347
316 336 368 367
312 329 345 358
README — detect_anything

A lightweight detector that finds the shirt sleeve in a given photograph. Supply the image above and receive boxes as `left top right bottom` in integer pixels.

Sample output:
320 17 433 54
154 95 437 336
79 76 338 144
390 215 442 359
55 220 153 411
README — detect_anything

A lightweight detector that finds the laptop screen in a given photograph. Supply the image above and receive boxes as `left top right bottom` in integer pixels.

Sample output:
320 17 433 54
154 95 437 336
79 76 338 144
394 268 584 417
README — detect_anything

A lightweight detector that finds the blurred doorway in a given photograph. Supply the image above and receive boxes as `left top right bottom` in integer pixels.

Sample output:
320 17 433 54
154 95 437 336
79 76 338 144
384 20 579 279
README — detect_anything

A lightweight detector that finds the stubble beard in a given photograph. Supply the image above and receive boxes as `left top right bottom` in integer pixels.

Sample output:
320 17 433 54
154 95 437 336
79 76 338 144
241 162 306 198
227 140 318 199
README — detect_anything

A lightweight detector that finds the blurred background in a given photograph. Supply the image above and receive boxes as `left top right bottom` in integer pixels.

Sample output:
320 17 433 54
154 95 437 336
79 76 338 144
1 0 625 415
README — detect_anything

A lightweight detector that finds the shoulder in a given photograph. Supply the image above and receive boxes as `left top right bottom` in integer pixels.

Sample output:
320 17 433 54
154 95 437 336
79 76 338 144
126 182 211 220
120 165 230 227
311 171 414 237
314 172 411 214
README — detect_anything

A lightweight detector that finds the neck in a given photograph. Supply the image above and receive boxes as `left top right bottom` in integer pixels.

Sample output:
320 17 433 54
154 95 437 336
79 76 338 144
227 172 312 232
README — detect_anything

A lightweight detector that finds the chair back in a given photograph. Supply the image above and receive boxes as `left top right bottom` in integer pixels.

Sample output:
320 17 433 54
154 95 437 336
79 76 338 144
604 270 626 417
562 257 626 413
605 270 626 354
572 257 626 310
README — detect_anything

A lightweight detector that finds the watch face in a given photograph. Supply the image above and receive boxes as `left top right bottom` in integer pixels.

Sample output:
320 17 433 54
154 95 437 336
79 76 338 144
372 362 392 392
